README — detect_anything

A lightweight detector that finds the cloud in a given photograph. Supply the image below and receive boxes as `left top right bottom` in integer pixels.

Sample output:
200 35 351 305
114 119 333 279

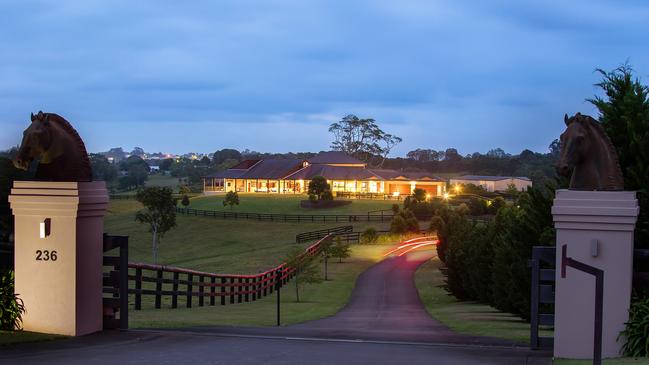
0 0 648 155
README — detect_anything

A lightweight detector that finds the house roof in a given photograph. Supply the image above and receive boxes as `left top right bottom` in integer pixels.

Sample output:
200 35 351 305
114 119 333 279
285 164 381 180
207 159 304 179
369 169 445 182
452 175 532 182
307 151 365 165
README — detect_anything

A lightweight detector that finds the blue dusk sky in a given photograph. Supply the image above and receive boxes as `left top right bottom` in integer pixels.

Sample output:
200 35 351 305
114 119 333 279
1 1 649 156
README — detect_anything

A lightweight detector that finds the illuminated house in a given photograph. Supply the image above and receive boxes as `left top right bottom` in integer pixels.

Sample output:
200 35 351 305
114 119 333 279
449 175 532 192
203 151 446 197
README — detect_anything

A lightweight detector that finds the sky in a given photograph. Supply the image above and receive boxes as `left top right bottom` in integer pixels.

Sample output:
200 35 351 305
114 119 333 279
1 0 649 157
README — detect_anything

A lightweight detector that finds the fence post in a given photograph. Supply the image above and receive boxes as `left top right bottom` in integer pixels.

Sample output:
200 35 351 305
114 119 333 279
199 275 205 307
245 278 250 302
230 277 235 304
187 273 193 308
210 277 216 306
135 267 142 310
238 277 243 303
220 277 226 305
155 269 163 309
172 272 179 309
118 237 129 329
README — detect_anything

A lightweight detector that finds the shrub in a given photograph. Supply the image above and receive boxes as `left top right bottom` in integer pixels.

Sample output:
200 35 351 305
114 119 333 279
620 291 649 357
321 190 334 201
308 176 329 200
390 215 408 234
181 194 190 207
308 193 317 202
0 270 25 330
456 203 470 216
412 188 427 202
331 237 352 263
466 197 487 215
360 228 378 244
391 203 400 214
411 201 433 220
488 196 506 214
223 191 240 210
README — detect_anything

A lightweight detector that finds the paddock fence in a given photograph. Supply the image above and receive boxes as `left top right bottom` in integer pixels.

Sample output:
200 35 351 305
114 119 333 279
127 235 333 310
175 207 395 223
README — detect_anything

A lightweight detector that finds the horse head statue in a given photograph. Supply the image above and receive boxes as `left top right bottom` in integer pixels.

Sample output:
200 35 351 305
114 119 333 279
557 113 624 191
13 111 92 181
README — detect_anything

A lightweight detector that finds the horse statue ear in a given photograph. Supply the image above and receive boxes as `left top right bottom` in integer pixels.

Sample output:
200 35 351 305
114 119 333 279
30 112 35 122
564 114 569 126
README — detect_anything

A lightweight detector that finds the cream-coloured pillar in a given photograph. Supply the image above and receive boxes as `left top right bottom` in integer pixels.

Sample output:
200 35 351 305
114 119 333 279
9 181 108 336
552 190 639 359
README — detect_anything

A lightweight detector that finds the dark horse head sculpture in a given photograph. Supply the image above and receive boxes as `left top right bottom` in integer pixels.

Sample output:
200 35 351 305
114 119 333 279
13 111 92 181
557 113 624 191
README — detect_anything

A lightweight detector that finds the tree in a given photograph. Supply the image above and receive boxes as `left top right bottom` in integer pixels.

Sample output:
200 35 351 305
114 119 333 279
159 158 173 172
331 237 352 263
223 191 240 210
328 114 402 166
181 195 190 207
412 188 427 203
212 149 242 165
588 64 649 246
135 187 177 264
320 239 335 280
308 176 330 200
89 153 118 182
284 247 322 302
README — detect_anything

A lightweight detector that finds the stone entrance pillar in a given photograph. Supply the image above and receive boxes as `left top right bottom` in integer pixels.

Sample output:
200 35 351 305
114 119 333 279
552 190 639 358
9 181 108 336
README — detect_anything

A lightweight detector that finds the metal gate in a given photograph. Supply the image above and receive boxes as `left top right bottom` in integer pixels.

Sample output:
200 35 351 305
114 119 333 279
529 246 555 349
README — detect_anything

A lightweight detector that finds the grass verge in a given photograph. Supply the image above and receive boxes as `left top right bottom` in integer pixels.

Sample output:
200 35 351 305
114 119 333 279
0 330 66 346
129 244 392 328
415 256 552 344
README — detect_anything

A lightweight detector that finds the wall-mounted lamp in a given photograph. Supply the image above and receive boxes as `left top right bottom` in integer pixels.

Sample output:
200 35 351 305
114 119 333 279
40 218 51 239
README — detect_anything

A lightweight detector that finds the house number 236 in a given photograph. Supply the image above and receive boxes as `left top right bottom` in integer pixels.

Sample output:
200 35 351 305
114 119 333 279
35 250 58 261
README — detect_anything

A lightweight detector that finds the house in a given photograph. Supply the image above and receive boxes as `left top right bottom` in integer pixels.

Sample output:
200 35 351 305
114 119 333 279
449 175 532 192
203 151 446 197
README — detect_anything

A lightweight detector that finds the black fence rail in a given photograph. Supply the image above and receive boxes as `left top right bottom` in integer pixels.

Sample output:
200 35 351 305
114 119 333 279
296 225 353 243
128 235 332 310
102 234 129 330
176 207 394 223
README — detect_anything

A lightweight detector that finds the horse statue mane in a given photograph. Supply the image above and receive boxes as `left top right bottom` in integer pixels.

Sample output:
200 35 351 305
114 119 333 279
13 111 92 182
557 112 624 191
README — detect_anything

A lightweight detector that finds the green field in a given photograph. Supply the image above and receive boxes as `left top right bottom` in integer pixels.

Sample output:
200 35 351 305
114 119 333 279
187 193 397 215
415 257 552 344
106 199 389 272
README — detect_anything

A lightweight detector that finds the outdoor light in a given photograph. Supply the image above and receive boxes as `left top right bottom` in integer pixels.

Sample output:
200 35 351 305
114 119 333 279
443 193 449 200
454 185 461 194
39 218 51 239
425 193 431 200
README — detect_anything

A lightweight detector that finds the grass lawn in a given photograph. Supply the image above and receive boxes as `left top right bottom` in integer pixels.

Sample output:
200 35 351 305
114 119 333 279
0 330 66 346
554 359 649 364
145 174 183 190
415 256 553 344
106 199 389 272
130 244 393 328
187 193 397 215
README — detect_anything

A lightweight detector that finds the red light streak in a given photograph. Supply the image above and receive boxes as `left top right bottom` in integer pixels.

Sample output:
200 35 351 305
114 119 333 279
383 238 438 257
397 241 437 256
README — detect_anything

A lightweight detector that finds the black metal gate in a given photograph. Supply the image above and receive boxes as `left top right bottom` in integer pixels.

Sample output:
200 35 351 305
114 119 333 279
529 246 555 349
102 234 129 330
